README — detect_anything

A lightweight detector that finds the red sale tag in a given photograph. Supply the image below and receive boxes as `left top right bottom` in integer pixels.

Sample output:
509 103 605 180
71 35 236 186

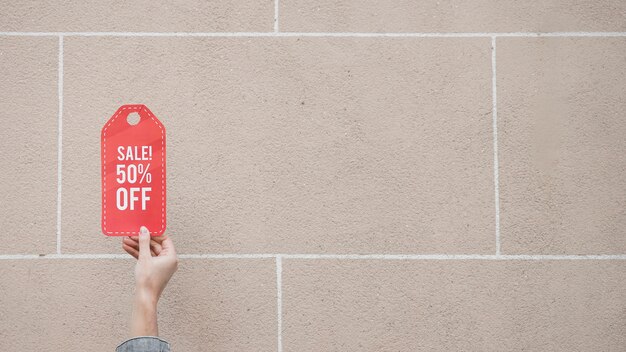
101 104 166 236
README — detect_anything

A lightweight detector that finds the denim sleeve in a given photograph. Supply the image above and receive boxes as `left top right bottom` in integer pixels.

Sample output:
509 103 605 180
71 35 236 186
116 336 170 352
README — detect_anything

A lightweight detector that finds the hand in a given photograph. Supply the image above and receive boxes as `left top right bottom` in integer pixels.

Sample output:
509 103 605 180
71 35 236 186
122 231 166 259
122 226 178 337
122 226 178 302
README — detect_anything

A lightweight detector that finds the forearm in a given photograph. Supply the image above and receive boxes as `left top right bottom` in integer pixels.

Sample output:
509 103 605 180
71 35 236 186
130 289 159 336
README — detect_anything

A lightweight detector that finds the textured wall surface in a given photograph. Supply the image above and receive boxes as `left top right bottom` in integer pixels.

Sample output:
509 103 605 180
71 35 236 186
1 1 625 351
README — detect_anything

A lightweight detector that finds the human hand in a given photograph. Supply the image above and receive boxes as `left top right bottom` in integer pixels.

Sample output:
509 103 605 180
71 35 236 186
122 226 178 337
122 231 167 260
122 226 178 304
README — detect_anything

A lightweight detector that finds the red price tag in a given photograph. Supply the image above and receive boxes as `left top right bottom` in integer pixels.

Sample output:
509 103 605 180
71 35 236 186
101 105 166 236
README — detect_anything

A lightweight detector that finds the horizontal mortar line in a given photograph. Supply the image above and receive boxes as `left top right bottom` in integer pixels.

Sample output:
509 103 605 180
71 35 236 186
1 254 626 260
180 253 276 259
282 254 626 260
1 31 626 38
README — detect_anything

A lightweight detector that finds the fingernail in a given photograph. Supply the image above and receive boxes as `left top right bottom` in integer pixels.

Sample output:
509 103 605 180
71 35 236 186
140 226 148 236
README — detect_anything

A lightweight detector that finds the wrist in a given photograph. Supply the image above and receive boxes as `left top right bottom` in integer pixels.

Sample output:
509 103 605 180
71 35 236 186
134 287 159 308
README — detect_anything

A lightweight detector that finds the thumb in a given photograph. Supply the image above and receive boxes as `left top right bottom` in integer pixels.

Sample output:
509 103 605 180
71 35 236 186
138 226 151 259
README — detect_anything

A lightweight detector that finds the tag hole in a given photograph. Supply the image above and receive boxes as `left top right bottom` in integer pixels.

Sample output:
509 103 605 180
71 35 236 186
127 112 141 125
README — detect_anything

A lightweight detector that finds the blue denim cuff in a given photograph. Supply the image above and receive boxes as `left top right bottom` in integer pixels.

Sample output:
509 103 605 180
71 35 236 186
116 336 170 352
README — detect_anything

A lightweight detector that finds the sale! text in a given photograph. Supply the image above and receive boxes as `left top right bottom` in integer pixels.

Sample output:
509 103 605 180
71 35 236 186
116 146 152 211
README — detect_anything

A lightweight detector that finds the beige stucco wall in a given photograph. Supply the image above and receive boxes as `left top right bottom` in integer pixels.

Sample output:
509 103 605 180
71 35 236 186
1 1 625 351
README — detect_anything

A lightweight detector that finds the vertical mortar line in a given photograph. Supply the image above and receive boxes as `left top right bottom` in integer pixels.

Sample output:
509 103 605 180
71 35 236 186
56 35 64 254
491 36 501 256
276 255 283 352
274 0 279 32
